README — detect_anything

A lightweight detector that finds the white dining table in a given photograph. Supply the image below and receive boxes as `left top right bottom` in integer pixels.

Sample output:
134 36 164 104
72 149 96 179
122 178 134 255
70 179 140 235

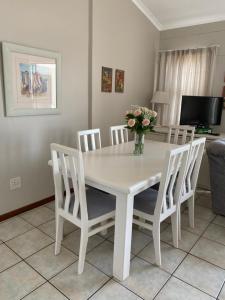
49 140 181 280
81 140 181 280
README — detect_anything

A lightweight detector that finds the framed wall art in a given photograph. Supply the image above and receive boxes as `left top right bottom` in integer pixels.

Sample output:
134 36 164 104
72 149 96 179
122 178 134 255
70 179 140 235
115 69 125 93
2 42 61 116
101 67 112 92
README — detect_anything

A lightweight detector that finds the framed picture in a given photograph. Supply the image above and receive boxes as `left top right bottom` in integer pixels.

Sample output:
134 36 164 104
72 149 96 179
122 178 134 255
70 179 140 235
2 42 61 116
222 86 225 108
101 67 112 92
115 69 125 93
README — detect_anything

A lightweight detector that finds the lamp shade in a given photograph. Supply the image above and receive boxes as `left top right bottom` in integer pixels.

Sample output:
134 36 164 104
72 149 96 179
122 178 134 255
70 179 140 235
151 91 170 104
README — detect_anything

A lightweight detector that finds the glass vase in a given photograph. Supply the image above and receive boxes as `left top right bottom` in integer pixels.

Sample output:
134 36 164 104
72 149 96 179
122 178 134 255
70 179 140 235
133 133 145 155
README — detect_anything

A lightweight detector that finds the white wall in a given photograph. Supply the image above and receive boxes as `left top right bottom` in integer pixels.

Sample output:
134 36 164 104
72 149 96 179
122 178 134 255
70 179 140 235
92 0 160 145
160 21 225 132
0 0 89 214
0 0 159 215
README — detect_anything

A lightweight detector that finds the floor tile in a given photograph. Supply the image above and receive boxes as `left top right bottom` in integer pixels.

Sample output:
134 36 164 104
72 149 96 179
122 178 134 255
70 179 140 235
38 219 78 239
86 240 114 276
161 225 199 252
50 262 109 300
45 201 55 211
26 244 77 279
155 276 215 300
23 283 67 300
180 213 210 235
108 229 152 255
90 279 141 300
0 261 45 300
218 283 225 300
184 205 215 222
0 217 33 242
20 206 55 227
138 241 186 274
191 237 225 269
120 257 170 300
203 223 225 246
86 240 133 276
98 226 114 239
6 228 53 259
0 244 21 272
213 216 225 228
196 193 212 209
174 255 225 297
62 230 104 255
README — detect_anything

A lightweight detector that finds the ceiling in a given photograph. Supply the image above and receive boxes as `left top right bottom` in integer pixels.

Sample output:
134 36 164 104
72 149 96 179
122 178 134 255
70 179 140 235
132 0 225 30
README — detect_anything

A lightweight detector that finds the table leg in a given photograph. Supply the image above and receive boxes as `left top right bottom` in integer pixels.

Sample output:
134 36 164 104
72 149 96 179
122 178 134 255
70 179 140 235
113 193 134 281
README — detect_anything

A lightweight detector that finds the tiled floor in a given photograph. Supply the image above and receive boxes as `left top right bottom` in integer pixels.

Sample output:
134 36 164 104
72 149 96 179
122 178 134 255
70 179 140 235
1 192 225 299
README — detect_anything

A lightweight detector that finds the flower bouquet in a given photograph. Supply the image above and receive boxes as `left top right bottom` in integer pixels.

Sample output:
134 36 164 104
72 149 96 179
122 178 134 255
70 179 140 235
125 106 157 155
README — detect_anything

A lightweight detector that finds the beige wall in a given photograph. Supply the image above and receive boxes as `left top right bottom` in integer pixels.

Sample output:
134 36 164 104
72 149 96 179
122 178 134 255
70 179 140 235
160 21 225 132
92 0 160 145
0 0 159 215
0 0 89 214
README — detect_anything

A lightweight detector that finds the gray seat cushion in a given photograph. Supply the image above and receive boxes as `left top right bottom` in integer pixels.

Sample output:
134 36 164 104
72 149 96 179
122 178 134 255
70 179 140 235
69 188 116 220
134 188 158 215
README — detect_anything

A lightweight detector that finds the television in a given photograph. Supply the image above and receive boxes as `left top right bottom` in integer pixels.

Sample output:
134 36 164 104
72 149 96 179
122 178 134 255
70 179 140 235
180 96 223 127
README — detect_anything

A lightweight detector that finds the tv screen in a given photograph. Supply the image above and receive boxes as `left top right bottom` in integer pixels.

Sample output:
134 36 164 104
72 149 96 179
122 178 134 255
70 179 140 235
180 96 223 126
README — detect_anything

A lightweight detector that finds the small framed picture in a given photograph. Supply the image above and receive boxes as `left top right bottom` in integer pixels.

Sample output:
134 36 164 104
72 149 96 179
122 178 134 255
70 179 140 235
115 69 125 93
2 42 61 116
101 67 112 92
222 86 225 97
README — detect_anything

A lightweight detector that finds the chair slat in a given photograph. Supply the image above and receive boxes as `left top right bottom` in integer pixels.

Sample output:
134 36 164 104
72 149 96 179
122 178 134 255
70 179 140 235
110 125 128 146
167 125 195 145
91 134 96 150
77 128 101 153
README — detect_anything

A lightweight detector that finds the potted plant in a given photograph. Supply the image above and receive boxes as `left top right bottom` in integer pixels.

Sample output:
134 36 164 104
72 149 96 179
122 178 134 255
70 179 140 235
125 106 157 155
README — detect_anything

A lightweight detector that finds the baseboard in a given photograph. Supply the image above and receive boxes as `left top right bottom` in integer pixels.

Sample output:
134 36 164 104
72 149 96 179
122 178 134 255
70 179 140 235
0 195 55 222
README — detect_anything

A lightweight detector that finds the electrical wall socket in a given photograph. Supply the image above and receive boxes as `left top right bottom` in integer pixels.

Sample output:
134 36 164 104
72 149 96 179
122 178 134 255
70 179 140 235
10 177 22 190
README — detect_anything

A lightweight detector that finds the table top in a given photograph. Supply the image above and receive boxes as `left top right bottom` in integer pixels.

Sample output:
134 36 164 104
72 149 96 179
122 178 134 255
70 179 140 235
82 140 180 195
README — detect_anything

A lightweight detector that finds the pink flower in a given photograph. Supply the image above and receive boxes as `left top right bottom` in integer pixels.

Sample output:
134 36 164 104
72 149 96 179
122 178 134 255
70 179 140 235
128 119 135 127
134 110 142 117
142 118 150 126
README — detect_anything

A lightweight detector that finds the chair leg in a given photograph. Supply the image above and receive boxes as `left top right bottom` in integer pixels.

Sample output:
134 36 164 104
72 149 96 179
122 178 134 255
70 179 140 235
171 211 179 248
78 229 88 275
55 214 64 255
178 206 181 240
188 195 195 229
153 223 161 266
138 217 145 230
100 221 107 236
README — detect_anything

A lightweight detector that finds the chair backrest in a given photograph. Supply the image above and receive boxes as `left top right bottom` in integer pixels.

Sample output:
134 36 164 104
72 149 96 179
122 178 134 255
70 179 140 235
110 125 128 146
167 125 195 145
154 144 190 218
183 137 206 198
77 128 101 152
51 143 88 223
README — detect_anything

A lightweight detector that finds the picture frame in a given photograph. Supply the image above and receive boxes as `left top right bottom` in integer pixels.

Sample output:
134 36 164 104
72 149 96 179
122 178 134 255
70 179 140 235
101 67 112 93
115 69 125 93
2 42 61 116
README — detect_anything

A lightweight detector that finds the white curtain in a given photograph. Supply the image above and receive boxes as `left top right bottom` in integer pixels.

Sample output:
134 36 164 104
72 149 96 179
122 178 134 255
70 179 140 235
154 46 218 125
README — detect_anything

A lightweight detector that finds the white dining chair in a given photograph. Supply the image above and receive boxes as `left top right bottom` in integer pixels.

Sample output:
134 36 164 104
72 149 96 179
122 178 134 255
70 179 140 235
51 143 116 274
77 128 101 152
179 137 206 237
133 144 190 266
110 125 128 146
167 125 195 145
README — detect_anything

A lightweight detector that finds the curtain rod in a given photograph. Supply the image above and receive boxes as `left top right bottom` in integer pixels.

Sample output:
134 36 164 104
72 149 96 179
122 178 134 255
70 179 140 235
158 45 220 53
